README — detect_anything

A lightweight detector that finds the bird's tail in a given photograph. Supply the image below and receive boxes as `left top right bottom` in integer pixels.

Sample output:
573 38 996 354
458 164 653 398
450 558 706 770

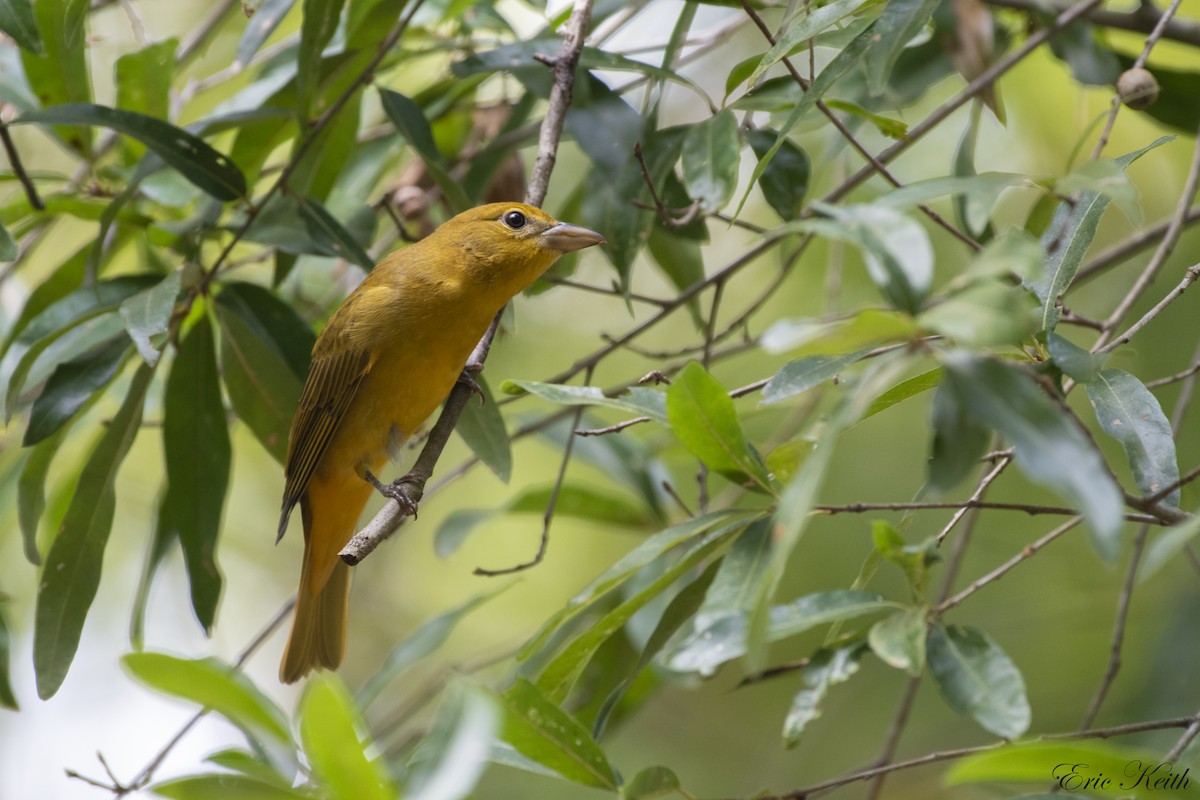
280 479 371 683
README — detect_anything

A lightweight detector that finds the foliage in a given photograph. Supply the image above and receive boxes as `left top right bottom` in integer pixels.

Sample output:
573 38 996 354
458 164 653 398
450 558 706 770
0 0 1198 798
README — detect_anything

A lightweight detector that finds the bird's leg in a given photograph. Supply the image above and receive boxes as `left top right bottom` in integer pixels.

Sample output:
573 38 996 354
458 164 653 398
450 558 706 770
457 361 486 404
364 470 419 519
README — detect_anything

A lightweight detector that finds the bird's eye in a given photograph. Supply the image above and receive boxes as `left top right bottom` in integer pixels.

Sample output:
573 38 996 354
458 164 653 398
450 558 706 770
502 210 527 229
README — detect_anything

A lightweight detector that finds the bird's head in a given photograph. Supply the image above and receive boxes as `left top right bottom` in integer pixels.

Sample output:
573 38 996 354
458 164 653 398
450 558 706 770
435 202 605 294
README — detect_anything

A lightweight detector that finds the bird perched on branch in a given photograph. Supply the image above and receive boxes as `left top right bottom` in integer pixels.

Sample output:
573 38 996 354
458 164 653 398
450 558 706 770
277 202 604 683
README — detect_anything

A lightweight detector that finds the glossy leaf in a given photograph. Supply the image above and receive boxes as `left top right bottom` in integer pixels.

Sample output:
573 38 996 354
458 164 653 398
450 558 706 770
862 367 942 422
214 281 313 380
15 104 246 200
18 425 69 564
115 39 176 162
535 516 745 701
380 88 470 212
868 607 927 675
736 21 875 218
159 316 230 633
20 0 91 154
34 363 154 699
746 0 873 86
297 0 346 119
24 336 130 446
927 623 1030 738
296 196 374 269
783 643 866 746
358 586 510 707
667 362 771 490
1046 331 1101 383
300 675 394 800
1085 368 1179 507
505 379 666 423
406 684 499 800
941 352 1123 558
665 589 890 676
760 349 871 405
151 774 309 800
455 375 511 483
566 73 644 174
864 0 940 95
0 0 42 54
681 110 739 213
123 652 291 746
746 128 809 221
119 270 181 367
498 678 619 790
215 301 305 464
624 766 682 800
1027 136 1172 330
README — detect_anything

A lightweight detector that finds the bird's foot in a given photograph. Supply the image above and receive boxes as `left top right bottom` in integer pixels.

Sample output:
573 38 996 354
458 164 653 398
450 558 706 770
364 470 420 519
457 362 486 404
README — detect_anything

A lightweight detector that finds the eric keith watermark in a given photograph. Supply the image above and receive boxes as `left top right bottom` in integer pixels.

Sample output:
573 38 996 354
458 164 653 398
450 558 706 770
1053 761 1190 793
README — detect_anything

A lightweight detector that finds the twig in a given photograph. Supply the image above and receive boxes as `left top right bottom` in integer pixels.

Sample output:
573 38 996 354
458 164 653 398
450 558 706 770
339 0 598 566
1097 263 1200 354
814 500 1158 523
0 124 44 211
936 455 1011 545
1073 206 1200 287
981 0 1200 46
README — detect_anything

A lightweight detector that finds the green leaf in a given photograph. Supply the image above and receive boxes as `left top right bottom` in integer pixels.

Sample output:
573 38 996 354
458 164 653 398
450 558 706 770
746 128 809 221
235 0 296 68
24 336 130 446
0 602 17 709
358 586 510 707
566 74 644 174
455 375 511 483
34 363 154 699
876 173 1028 214
1048 20 1119 85
761 309 917 355
919 282 1037 347
20 0 91 154
119 270 182 367
1046 331 1102 383
941 352 1123 559
123 652 292 746
666 362 771 490
646 226 704 325
115 39 177 163
862 367 942 422
498 678 619 790
296 195 374 269
14 104 247 200
509 484 651 526
806 203 933 313
19 424 70 564
864 0 940 95
868 607 927 675
696 519 773 618
959 229 1044 285
215 302 304 463
1137 512 1200 584
1085 368 1179 507
535 516 746 701
159 316 230 633
405 683 500 800
927 623 1031 738
666 589 890 676
0 221 17 262
623 766 682 800
215 282 314 380
824 99 909 139
948 740 1193 798
928 377 990 492
1027 136 1172 330
204 749 294 785
379 88 471 212
505 379 667 423
783 643 866 746
760 349 871 405
681 110 739 213
0 0 43 54
1057 158 1141 227
297 0 346 120
300 674 394 800
517 510 749 665
747 0 874 85
433 509 495 559
151 774 310 800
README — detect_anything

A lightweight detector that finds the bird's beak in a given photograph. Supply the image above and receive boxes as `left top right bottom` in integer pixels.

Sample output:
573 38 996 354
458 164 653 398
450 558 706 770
541 222 606 253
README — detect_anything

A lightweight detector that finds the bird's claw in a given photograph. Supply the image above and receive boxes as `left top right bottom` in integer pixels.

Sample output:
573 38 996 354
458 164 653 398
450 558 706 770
457 362 486 404
365 470 419 519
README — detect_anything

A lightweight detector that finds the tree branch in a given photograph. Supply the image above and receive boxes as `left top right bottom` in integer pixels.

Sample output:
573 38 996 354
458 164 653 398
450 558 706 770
982 0 1200 47
340 0 598 566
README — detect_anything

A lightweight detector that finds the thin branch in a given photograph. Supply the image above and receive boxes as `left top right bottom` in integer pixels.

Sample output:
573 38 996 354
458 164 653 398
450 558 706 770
1097 262 1200 354
936 455 1011 545
340 0 597 566
1073 206 1200 288
814 500 1160 523
982 0 1200 46
0 124 44 211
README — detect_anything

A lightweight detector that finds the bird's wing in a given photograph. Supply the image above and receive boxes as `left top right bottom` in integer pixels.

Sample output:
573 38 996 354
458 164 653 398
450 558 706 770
277 341 373 540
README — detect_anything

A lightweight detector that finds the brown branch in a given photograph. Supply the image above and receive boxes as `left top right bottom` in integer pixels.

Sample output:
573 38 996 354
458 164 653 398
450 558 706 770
0 124 44 211
1073 205 1200 288
339 0 598 566
814 500 1160 523
982 0 1200 47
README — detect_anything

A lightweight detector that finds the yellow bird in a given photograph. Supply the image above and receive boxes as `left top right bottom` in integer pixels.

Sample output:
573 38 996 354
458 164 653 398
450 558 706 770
277 202 604 683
